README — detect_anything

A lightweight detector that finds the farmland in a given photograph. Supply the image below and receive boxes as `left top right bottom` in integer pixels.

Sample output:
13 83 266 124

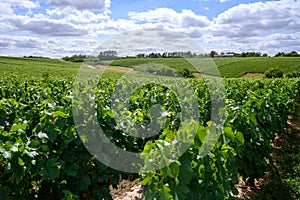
110 57 300 78
1 56 300 78
0 56 123 80
0 56 300 199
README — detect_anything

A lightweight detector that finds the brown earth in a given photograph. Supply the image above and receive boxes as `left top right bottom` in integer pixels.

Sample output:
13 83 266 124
95 65 135 73
241 73 264 78
110 179 143 200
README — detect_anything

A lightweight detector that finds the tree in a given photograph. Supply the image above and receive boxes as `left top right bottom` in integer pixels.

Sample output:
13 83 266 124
240 52 247 57
287 51 299 57
275 52 285 57
210 50 217 58
136 53 145 58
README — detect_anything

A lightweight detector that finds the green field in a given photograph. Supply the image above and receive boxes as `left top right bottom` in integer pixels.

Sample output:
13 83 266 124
1 56 300 79
0 56 122 80
0 56 300 199
110 57 300 78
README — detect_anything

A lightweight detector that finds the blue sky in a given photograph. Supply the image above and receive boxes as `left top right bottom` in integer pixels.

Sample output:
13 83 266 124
0 0 299 57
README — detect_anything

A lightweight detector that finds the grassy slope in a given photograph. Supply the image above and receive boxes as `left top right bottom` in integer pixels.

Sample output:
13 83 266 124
110 57 300 78
1 56 299 79
0 56 122 80
215 57 300 77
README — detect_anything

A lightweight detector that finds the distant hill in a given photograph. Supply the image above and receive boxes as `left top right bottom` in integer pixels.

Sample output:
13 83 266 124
110 57 300 78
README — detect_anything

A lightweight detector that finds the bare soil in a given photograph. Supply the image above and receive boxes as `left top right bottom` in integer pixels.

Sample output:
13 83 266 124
110 179 143 200
241 73 264 78
95 65 135 73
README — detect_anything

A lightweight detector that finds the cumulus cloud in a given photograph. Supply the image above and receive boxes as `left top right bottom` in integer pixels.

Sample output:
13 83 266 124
0 2 14 15
21 20 88 36
0 40 14 49
48 0 110 10
0 35 44 49
196 0 300 53
93 29 205 57
0 35 100 57
46 8 110 23
213 0 300 37
8 0 39 9
3 15 88 37
0 0 39 16
129 8 210 28
0 1 89 37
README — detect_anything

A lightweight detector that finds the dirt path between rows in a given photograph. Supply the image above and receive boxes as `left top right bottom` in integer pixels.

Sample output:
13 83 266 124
94 65 135 73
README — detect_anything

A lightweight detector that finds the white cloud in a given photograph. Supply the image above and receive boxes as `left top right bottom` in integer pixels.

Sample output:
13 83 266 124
0 0 39 16
129 8 180 24
219 0 230 3
129 8 210 28
2 14 88 37
48 0 110 10
93 29 205 57
9 0 39 9
0 2 14 15
20 19 88 36
201 0 300 53
214 0 300 34
0 35 45 49
0 34 100 57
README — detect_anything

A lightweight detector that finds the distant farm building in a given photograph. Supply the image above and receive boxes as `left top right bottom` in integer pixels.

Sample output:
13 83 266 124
214 54 235 58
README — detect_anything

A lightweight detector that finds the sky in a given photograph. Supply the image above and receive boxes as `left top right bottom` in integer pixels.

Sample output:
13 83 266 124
0 0 299 58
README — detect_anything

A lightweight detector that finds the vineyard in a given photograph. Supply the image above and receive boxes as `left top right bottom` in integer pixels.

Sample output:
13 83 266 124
110 57 300 78
0 56 300 199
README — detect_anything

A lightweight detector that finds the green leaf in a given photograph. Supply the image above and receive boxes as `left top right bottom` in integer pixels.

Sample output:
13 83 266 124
175 184 190 200
47 129 57 142
62 150 75 162
29 139 40 148
79 175 91 191
178 154 193 184
10 123 27 131
162 185 173 200
0 143 4 153
41 158 60 179
54 110 69 118
1 131 9 137
18 158 25 166
236 132 244 145
197 126 207 143
168 161 181 178
224 127 234 141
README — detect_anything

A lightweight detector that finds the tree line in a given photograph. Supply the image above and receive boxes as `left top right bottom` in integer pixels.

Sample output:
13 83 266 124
274 51 300 57
61 50 300 62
